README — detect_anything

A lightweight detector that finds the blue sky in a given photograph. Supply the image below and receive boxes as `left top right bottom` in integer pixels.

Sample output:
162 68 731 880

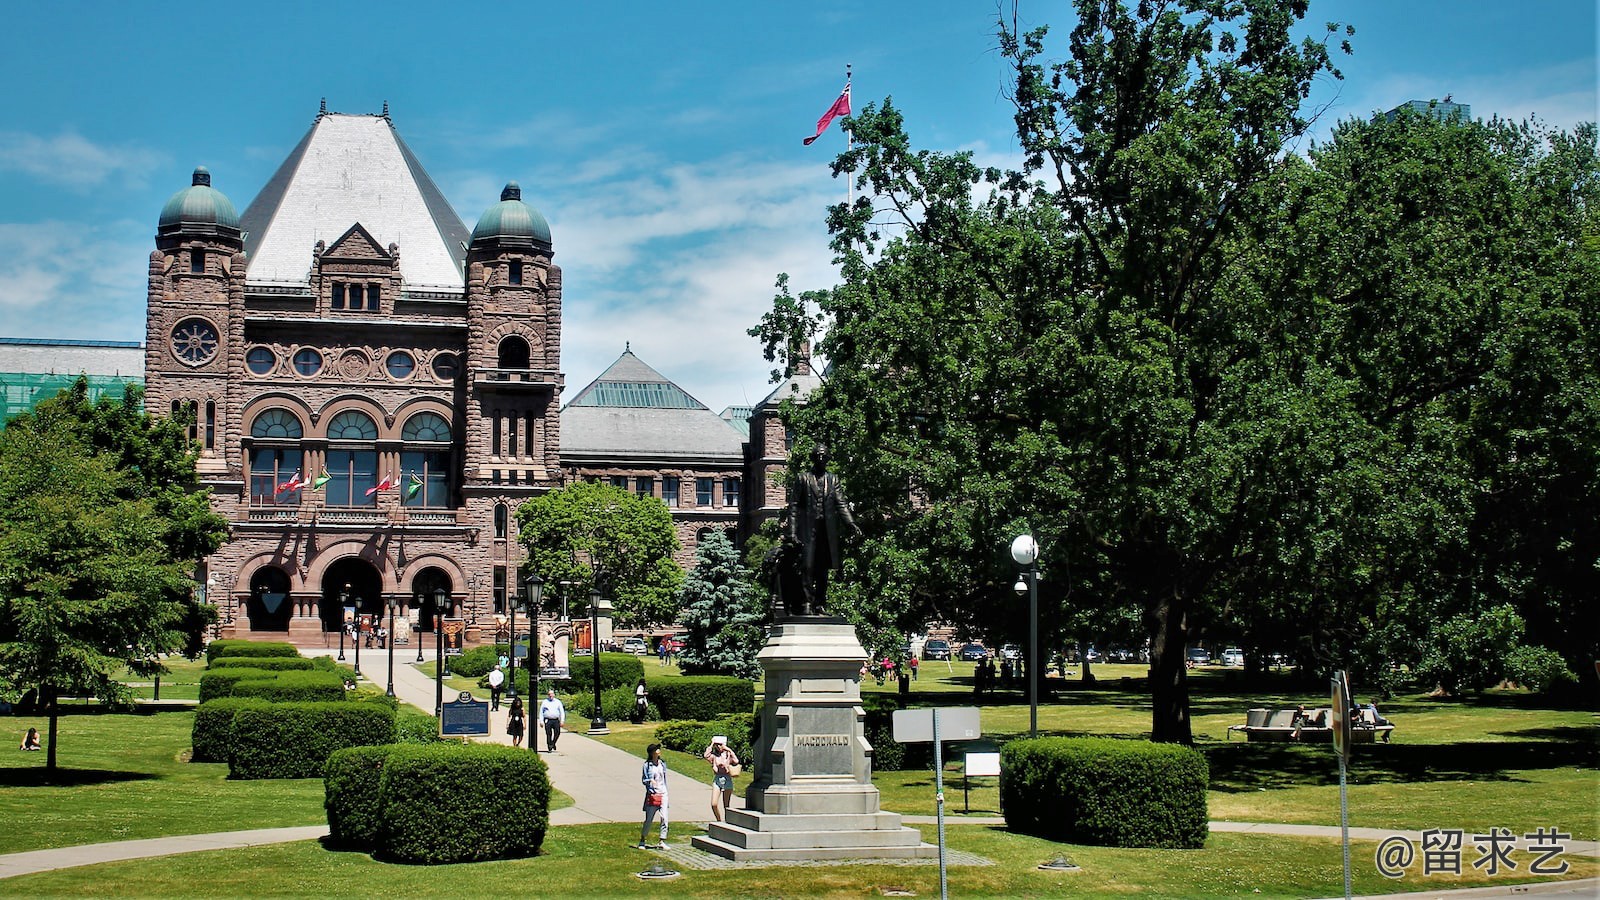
1 1 1594 413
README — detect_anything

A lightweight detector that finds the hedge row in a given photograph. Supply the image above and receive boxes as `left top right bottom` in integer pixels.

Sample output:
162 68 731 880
231 703 397 779
191 697 269 762
566 653 645 693
230 670 346 703
451 644 505 678
325 743 551 863
211 657 316 671
655 712 756 765
1000 736 1208 848
648 676 753 720
566 686 658 723
205 640 300 663
198 668 274 703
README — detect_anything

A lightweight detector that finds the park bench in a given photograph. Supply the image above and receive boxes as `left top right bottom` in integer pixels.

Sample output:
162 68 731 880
1226 707 1394 743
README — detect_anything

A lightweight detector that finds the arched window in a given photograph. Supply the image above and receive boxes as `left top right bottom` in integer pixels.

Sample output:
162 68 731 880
696 527 713 547
325 410 379 507
401 411 452 509
494 503 508 539
497 335 531 370
248 409 304 507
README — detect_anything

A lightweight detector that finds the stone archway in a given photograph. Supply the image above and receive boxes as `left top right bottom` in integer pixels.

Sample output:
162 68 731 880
246 566 293 632
320 557 384 632
409 566 454 632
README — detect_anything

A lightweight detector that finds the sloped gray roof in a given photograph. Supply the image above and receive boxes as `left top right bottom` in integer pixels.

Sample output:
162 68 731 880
562 350 743 459
239 113 469 290
756 369 823 409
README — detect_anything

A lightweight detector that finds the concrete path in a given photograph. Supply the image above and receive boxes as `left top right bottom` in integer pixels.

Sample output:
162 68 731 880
0 827 329 880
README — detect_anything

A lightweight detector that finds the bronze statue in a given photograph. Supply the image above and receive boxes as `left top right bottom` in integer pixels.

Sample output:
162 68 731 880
782 446 860 616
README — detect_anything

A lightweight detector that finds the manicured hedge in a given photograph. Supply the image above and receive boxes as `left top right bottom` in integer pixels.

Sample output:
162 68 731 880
653 719 704 750
452 644 507 678
198 668 275 703
211 656 316 671
190 697 269 762
648 675 754 720
655 713 755 765
565 653 645 693
205 640 301 663
324 745 393 848
1000 737 1209 848
378 743 550 863
230 703 397 779
567 685 659 722
395 710 452 744
230 670 346 703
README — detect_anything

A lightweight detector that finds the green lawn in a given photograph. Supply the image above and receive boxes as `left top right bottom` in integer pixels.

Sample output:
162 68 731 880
0 825 1592 898
116 656 208 702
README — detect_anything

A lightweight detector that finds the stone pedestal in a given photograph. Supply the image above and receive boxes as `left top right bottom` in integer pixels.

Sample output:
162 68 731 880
691 619 935 861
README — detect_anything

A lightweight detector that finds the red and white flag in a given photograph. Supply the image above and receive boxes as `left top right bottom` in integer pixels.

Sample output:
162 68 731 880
803 81 852 145
365 473 398 497
275 470 305 494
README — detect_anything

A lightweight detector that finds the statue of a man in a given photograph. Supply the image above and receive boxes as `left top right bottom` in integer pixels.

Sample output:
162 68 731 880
785 446 861 616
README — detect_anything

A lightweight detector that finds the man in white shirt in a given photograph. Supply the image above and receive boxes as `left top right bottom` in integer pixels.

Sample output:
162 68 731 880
539 688 566 752
487 664 505 711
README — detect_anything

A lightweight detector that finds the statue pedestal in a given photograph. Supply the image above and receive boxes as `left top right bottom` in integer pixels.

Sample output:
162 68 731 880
691 619 935 861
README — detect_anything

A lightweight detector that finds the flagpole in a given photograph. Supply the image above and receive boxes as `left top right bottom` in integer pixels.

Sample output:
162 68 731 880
845 63 853 212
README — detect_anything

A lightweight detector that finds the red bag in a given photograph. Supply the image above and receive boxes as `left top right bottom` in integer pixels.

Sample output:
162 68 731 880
646 792 664 807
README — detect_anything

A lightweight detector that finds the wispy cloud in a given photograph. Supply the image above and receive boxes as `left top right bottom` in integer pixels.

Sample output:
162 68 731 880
0 221 150 339
0 132 164 190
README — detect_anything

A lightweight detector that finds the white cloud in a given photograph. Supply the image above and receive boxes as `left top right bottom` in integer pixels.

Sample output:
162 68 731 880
0 221 151 340
0 132 164 190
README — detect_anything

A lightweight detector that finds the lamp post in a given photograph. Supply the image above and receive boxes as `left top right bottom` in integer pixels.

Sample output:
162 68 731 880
523 573 544 712
413 592 426 663
337 588 349 662
1011 534 1040 738
385 596 398 697
434 586 447 718
587 586 608 735
506 587 519 700
349 585 362 677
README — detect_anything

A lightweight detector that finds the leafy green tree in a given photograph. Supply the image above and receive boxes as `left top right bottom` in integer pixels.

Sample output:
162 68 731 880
675 532 764 679
0 380 226 770
515 481 683 628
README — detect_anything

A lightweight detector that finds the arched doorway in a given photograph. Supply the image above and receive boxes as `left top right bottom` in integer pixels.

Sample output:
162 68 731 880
320 557 384 632
247 567 293 632
410 566 453 632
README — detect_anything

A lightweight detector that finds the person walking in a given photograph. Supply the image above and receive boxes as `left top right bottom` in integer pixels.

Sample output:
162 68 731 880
487 664 505 711
703 734 740 822
639 742 670 849
632 679 649 724
506 696 526 748
539 688 566 752
658 640 667 667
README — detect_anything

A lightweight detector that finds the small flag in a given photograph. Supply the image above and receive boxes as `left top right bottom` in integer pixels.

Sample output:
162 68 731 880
365 472 398 497
312 469 331 490
405 473 424 500
803 81 852 145
274 470 304 494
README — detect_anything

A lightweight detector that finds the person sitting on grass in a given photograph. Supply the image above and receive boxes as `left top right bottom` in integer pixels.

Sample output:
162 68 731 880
20 727 41 751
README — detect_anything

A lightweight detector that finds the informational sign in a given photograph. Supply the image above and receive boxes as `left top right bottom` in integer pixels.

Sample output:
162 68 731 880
1330 670 1352 759
892 706 981 743
441 617 466 656
965 751 1001 777
513 634 530 660
441 691 489 735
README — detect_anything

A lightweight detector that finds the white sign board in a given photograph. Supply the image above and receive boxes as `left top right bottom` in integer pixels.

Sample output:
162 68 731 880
891 706 981 743
965 751 1001 777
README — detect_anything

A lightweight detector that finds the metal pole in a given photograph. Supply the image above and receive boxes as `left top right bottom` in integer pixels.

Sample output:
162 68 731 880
385 599 396 697
933 708 948 900
435 612 444 718
353 603 361 676
589 588 606 733
414 593 425 663
1029 566 1039 737
508 595 518 699
1339 751 1351 899
337 615 347 661
531 599 540 705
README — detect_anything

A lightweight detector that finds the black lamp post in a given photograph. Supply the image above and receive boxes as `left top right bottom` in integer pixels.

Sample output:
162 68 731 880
523 573 544 711
1011 534 1040 738
350 585 361 677
413 592 425 663
507 587 519 700
336 588 349 662
385 596 398 697
434 586 447 718
587 586 608 735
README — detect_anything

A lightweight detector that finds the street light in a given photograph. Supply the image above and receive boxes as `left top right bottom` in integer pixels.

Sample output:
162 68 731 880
507 588 519 701
1011 534 1040 738
587 586 609 735
434 586 448 718
523 573 545 713
413 592 425 663
336 588 349 662
348 584 362 677
385 596 399 697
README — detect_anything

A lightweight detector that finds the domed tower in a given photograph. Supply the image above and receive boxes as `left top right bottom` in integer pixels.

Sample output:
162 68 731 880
461 182 564 583
146 167 246 476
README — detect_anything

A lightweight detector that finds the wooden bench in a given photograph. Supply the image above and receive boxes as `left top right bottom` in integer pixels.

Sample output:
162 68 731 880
1227 707 1394 743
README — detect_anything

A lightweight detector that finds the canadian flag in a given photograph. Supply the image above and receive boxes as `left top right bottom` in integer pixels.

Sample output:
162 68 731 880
275 470 305 494
803 81 852 146
365 473 398 497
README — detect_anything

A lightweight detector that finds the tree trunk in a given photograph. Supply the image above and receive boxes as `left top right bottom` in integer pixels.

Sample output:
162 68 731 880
1149 593 1193 744
1079 640 1096 684
44 686 58 772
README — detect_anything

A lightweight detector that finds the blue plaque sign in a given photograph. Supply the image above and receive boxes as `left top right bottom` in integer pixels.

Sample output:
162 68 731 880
441 691 490 735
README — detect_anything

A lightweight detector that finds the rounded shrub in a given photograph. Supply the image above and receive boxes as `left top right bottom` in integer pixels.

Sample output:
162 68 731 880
1001 736 1208 848
649 676 754 720
564 653 645 693
211 657 316 671
205 640 301 663
191 697 269 762
230 702 397 779
689 713 755 764
378 743 550 864
395 710 451 744
567 686 658 722
230 670 346 703
324 744 394 849
451 644 508 679
653 719 705 751
198 668 274 703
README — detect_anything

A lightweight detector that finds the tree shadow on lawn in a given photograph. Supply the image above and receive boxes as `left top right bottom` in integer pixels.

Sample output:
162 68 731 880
1205 739 1598 793
0 767 156 788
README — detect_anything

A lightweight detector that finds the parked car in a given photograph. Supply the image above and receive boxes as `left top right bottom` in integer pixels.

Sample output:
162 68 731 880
1107 647 1138 663
999 643 1021 661
1185 647 1211 666
1221 648 1245 667
922 639 952 660
1083 646 1101 662
958 642 988 661
622 636 649 655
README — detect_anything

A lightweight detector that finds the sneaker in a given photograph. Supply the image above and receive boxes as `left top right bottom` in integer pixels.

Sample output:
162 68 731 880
636 843 649 850
655 842 669 850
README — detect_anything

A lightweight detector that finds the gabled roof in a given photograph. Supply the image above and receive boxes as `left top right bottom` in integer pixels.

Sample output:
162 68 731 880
239 113 469 290
562 349 744 460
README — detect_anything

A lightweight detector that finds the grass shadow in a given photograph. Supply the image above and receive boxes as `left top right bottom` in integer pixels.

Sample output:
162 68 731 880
1205 739 1599 792
0 767 157 787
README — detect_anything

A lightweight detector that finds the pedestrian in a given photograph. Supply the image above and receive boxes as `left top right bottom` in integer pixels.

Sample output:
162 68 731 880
539 688 566 752
665 638 676 667
639 742 670 849
658 640 668 667
703 734 740 822
487 663 505 711
506 696 526 748
909 656 919 681
632 678 649 724
20 727 41 751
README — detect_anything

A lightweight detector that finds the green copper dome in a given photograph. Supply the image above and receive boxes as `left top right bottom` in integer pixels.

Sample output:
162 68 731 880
158 167 241 233
471 182 552 248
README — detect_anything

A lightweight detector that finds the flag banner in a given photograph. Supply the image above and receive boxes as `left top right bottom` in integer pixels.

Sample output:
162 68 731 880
365 472 398 497
803 81 852 145
406 473 424 499
312 469 331 489
274 470 303 494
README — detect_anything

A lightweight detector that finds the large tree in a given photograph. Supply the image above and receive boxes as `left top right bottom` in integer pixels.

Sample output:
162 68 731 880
0 380 226 770
515 480 684 628
675 531 764 679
